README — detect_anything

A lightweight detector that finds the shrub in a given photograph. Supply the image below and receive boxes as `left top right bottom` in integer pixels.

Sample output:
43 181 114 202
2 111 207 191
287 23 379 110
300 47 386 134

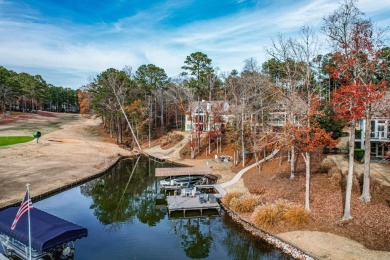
252 205 280 228
252 200 309 228
221 192 243 207
274 199 293 216
354 148 365 162
230 194 261 213
283 207 309 226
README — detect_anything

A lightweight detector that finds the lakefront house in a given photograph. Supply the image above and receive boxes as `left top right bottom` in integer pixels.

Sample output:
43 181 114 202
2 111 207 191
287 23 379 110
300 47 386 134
184 100 233 132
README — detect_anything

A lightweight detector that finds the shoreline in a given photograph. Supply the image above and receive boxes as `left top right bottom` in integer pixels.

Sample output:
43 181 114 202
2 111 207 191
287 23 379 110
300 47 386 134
0 155 132 211
222 203 314 260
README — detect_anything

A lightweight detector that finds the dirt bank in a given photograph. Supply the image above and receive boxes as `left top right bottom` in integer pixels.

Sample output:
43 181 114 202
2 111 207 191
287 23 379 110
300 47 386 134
0 112 134 208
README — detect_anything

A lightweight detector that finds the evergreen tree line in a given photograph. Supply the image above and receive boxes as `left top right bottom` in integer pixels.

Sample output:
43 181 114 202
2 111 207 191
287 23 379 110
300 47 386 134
0 66 79 115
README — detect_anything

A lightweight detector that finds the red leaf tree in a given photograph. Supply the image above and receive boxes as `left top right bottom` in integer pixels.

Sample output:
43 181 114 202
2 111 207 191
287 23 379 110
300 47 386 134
324 0 388 219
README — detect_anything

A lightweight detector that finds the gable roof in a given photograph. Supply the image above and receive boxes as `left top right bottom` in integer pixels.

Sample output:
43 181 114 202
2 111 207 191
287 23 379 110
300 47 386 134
188 100 230 113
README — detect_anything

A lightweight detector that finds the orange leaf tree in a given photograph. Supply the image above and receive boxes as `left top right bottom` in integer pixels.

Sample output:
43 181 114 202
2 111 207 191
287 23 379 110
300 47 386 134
77 89 91 114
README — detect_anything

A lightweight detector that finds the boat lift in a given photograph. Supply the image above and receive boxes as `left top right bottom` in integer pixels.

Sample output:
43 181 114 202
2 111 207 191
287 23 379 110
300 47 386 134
156 167 218 189
0 207 87 260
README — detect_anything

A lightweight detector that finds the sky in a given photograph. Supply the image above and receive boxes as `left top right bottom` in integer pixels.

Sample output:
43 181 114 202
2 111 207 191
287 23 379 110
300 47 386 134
1 0 389 89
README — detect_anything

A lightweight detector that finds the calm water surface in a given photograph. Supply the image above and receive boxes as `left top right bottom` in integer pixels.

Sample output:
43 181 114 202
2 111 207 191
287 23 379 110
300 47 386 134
32 156 289 259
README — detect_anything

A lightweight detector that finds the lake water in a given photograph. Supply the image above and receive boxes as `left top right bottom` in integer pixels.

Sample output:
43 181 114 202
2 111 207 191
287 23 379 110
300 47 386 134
30 156 289 259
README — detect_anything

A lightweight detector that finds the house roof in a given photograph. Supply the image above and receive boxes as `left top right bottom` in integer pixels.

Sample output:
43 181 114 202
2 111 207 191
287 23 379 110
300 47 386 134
267 91 308 115
188 100 230 113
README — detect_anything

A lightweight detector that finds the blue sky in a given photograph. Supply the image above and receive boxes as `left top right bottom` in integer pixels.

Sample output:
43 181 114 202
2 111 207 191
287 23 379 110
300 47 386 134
1 0 389 89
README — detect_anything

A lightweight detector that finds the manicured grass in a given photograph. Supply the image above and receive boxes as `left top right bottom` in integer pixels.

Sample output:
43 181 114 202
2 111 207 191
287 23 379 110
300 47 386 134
0 136 35 146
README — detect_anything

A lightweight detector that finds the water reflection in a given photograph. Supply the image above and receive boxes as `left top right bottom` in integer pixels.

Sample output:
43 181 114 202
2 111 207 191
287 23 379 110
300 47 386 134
80 157 166 226
171 218 213 258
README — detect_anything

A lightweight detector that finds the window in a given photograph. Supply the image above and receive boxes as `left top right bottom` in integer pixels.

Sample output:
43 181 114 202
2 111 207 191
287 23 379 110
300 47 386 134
370 120 376 138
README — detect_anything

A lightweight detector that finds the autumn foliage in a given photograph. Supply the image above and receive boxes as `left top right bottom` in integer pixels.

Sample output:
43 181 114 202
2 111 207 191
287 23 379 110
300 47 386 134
77 89 91 114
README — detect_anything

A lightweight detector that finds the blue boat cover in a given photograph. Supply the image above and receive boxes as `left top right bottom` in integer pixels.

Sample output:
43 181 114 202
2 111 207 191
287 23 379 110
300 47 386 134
0 207 87 252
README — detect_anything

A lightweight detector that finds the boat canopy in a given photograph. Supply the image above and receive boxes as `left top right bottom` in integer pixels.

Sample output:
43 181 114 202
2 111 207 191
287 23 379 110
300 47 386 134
0 207 87 252
155 167 213 177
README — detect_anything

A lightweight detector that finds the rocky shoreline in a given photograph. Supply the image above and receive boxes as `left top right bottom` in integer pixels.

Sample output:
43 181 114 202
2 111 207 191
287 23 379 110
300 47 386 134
221 204 315 260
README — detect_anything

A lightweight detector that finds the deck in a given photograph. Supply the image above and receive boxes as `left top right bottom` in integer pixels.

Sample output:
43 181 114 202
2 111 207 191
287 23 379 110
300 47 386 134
166 194 221 217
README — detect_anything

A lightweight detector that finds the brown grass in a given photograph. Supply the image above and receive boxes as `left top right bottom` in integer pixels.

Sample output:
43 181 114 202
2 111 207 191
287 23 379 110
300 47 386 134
221 192 243 206
230 194 262 213
252 200 308 229
283 207 309 226
252 204 280 228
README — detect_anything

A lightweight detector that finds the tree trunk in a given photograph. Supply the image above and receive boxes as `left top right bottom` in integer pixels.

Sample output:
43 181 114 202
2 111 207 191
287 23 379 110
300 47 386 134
241 107 246 167
361 107 372 203
343 121 356 220
208 135 211 156
254 151 261 173
304 151 311 211
279 150 283 166
110 116 113 138
175 108 178 129
160 89 164 129
148 96 151 148
153 93 157 127
216 137 219 153
290 146 296 179
190 133 195 159
119 116 123 144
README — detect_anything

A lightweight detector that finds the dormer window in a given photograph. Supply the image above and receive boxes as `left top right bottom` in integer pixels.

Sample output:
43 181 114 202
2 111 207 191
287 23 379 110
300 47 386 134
195 108 204 114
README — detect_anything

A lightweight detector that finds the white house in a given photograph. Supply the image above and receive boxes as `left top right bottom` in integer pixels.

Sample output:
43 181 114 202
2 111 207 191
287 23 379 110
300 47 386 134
355 92 390 158
184 100 233 132
266 93 307 127
356 118 390 158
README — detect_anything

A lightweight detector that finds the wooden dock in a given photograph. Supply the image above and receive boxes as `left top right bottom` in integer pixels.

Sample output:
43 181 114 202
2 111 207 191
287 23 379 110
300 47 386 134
166 194 221 217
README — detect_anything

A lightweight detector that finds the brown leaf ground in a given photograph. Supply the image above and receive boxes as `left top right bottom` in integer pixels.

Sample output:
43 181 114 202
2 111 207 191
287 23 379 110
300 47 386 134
178 140 390 252
243 157 390 251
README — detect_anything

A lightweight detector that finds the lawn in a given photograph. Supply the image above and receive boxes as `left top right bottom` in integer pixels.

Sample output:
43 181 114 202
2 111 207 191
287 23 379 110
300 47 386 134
0 136 35 146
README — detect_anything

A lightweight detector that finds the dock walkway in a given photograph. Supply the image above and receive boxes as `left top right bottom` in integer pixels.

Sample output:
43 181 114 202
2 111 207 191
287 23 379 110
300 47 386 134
220 149 279 188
